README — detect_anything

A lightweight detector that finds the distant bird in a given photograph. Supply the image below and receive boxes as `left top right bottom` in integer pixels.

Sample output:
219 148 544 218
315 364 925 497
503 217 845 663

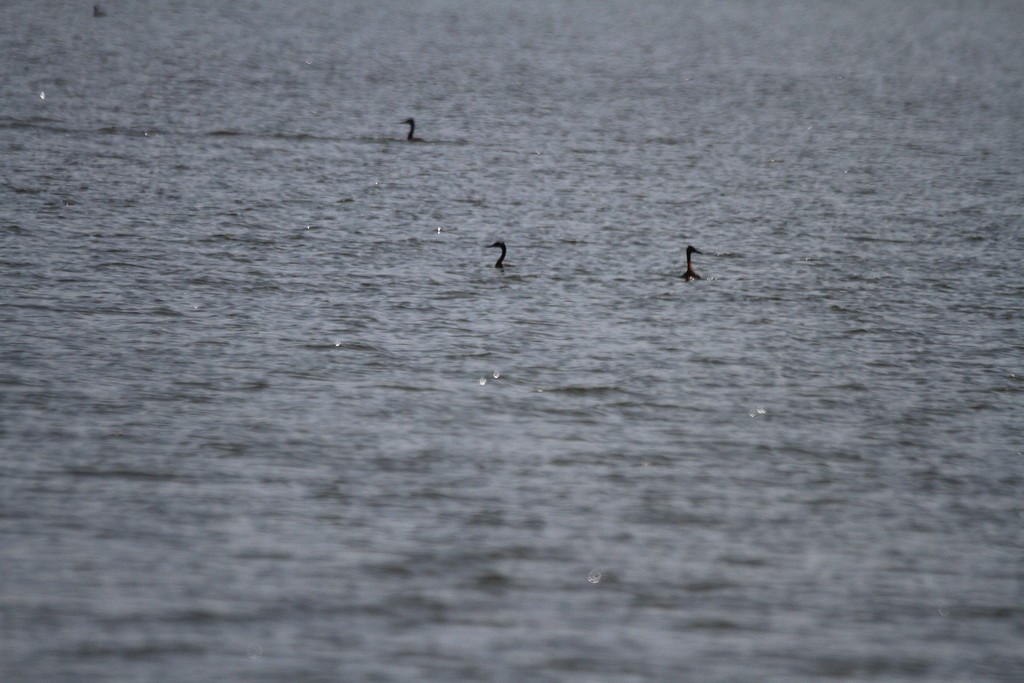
93 4 106 17
487 241 511 268
682 245 702 281
401 118 424 142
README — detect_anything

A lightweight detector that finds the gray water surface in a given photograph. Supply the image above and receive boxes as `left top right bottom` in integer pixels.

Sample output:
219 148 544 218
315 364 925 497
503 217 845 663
2 1 1022 681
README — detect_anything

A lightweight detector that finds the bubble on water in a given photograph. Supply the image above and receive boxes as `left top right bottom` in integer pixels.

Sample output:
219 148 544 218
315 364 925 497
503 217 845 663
749 405 767 418
587 569 602 584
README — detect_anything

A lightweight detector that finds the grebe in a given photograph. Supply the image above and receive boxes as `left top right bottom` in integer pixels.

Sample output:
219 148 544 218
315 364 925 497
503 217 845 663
401 118 424 142
682 245 702 281
487 241 511 268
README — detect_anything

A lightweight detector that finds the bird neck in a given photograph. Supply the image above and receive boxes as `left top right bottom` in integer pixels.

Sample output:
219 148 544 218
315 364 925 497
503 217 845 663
494 244 506 268
406 121 415 140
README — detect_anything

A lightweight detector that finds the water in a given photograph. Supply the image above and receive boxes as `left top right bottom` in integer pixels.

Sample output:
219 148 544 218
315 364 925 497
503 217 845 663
2 1 1022 681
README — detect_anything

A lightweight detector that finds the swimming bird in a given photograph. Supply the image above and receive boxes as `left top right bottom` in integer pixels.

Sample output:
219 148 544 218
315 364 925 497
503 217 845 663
401 118 424 142
487 241 511 268
682 245 702 281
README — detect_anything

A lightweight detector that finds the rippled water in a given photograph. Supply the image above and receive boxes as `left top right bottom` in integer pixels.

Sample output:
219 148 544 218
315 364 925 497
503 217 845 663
2 1 1023 681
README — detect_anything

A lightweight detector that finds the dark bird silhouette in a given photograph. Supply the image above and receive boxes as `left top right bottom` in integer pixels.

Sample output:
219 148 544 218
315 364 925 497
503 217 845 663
682 245 702 281
487 241 511 268
401 118 424 142
93 4 106 17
